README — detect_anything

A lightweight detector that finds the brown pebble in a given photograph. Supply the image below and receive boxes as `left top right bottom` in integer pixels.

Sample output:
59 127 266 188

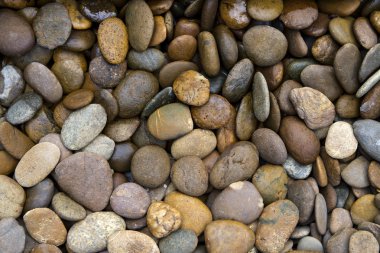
280 0 318 29
219 0 250 29
353 17 377 50
335 95 360 119
168 35 197 61
0 121 34 159
150 16 167 46
62 89 94 110
311 35 339 65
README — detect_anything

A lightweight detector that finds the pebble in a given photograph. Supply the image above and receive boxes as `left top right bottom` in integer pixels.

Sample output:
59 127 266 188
206 220 255 253
52 192 86 221
159 229 198 253
315 193 327 234
58 0 91 30
329 17 358 46
173 70 210 106
108 142 136 172
147 201 181 238
0 9 35 56
371 11 380 33
168 35 197 61
54 152 113 211
297 236 324 252
325 121 358 160
283 155 313 179
150 16 167 46
280 0 318 29
39 133 72 162
159 61 199 87
285 29 308 58
251 128 287 165
329 208 353 234
24 107 60 143
219 0 250 29
141 87 176 118
358 222 380 245
104 118 140 143
0 65 25 107
257 61 284 91
25 179 54 215
0 218 25 253
353 120 380 162
191 94 233 129
300 64 343 101
24 62 63 103
93 89 119 122
0 151 17 175
33 3 72 49
212 181 263 224
5 92 43 125
359 43 380 83
171 156 208 196
351 194 380 225
213 24 238 70
63 29 95 52
128 49 165 72
52 60 84 94
61 104 107 150
210 141 259 189
23 208 67 246
62 89 93 110
353 17 377 50
236 93 257 141
114 70 159 118
349 231 379 253
335 95 360 118
67 212 126 253
290 87 335 130
341 156 369 188
124 0 154 51
318 0 360 16
198 31 220 77
274 80 301 115
369 161 380 189
131 145 170 188
0 121 34 159
31 244 62 253
288 180 316 224
311 34 338 65
89 56 127 89
174 18 200 38
0 175 25 219
165 191 212 236
247 0 283 21
361 83 380 119
286 58 316 82
327 227 356 253
243 25 288 67
303 13 330 37
107 230 159 253
80 134 114 160
79 0 116 23
280 116 320 164
252 72 270 122
255 200 299 253
15 142 60 188
98 17 128 64
357 68 380 98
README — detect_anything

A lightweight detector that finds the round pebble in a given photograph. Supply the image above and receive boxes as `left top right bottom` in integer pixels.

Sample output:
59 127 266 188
147 201 181 238
159 229 198 253
325 121 358 160
247 0 283 21
350 194 380 225
329 208 353 234
349 231 379 253
52 192 86 221
128 48 166 72
89 56 127 89
287 180 316 224
51 60 84 94
0 218 25 253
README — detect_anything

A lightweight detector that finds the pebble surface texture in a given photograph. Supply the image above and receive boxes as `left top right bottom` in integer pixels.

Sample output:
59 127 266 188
0 0 379 252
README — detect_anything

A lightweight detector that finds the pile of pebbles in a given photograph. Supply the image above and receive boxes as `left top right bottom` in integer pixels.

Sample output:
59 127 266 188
0 0 380 252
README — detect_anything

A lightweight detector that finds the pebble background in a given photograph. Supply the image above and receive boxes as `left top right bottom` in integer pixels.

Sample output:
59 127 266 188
0 0 379 253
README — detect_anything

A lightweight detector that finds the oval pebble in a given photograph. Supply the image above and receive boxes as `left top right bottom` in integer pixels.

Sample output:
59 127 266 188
0 175 25 219
107 230 159 253
52 192 86 221
325 121 358 160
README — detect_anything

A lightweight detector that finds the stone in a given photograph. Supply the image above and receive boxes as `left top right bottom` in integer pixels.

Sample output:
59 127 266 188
311 34 339 65
141 87 177 118
109 142 137 172
31 244 62 253
198 31 220 77
369 161 380 189
219 0 250 29
285 29 308 58
351 194 380 225
329 17 357 45
359 43 380 83
24 62 63 103
297 236 324 252
313 156 328 187
63 89 93 110
287 180 315 224
251 128 287 165
0 151 17 175
335 95 360 118
89 56 127 89
357 69 380 98
159 61 199 87
0 175 25 219
25 107 60 143
283 155 313 179
247 0 283 21
114 70 159 118
341 156 369 188
315 193 327 234
274 80 302 115
67 212 126 253
303 12 330 37
325 121 358 159
128 49 165 72
353 120 380 162
15 142 60 188
79 0 116 23
173 70 210 106
149 16 167 46
171 156 208 197
236 93 257 141
0 9 35 56
200 0 218 31
191 94 233 129
349 231 379 253
23 208 67 246
252 72 270 122
33 3 72 49
104 118 140 143
39 133 72 162
61 104 107 150
318 0 360 16
210 141 259 189
205 220 255 253
51 60 85 94
280 0 318 29
213 24 238 70
329 208 353 234
63 28 96 51
0 218 25 253
107 230 159 253
52 192 86 221
255 200 299 253
165 191 212 236
0 122 34 159
168 35 197 61
57 0 91 30
0 65 25 107
124 0 154 51
327 227 356 253
243 25 287 67
5 92 42 125
98 17 128 64
82 134 115 160
159 229 198 253
361 83 380 119
132 120 166 148
147 201 181 238
131 145 171 188
23 179 54 214
212 181 263 224
353 17 377 50
279 116 320 164
110 182 150 219
54 152 113 211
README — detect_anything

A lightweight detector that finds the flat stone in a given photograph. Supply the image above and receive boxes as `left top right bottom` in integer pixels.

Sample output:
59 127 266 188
236 93 257 141
128 48 165 72
0 65 25 107
82 134 115 160
52 192 86 221
315 193 328 234
318 0 360 16
52 60 84 94
325 121 358 159
213 24 238 70
0 218 25 253
297 236 324 252
104 118 140 143
5 92 43 125
107 230 159 253
168 35 197 61
353 17 377 50
283 155 312 179
198 31 220 77
0 122 34 159
353 119 380 162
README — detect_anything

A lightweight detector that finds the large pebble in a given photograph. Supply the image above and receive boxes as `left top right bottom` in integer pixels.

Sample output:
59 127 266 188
0 218 25 253
128 49 165 72
354 120 380 161
213 24 238 70
283 155 313 179
255 200 299 253
15 142 60 187
107 230 159 253
212 181 263 224
297 236 324 252
33 3 72 49
349 231 379 253
165 191 212 236
141 87 177 118
0 175 25 219
159 229 198 253
361 84 380 119
52 60 84 94
104 118 140 143
52 192 86 221
67 212 126 253
279 116 320 164
24 62 63 103
5 92 43 125
247 0 283 21
39 133 72 162
61 104 107 150
350 194 380 225
329 17 357 45
0 9 35 56
23 208 67 246
210 141 259 189
159 61 199 87
54 152 113 211
353 17 377 50
290 87 335 129
205 220 255 253
236 93 257 141
329 208 353 234
243 25 287 67
341 156 369 188
124 0 154 51
325 121 358 159
287 180 316 224
318 0 360 16
0 65 25 107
